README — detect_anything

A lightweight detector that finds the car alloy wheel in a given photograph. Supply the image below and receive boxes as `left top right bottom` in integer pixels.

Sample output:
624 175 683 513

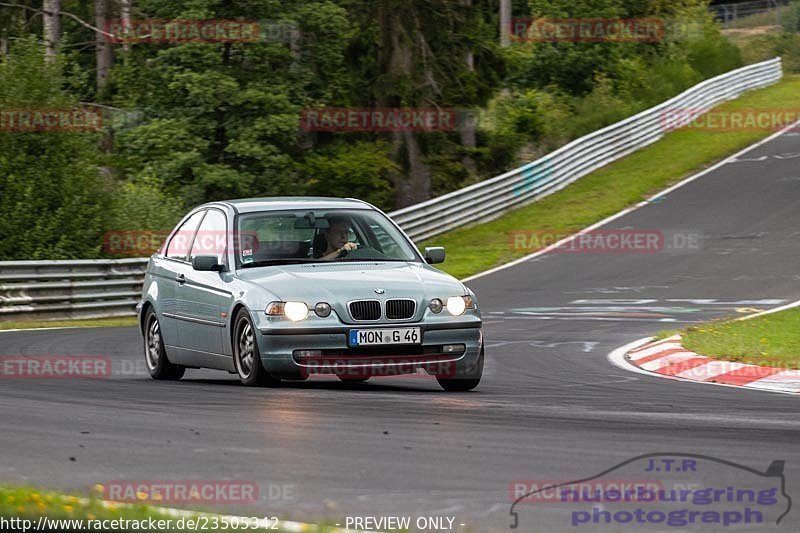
143 309 185 380
233 309 280 387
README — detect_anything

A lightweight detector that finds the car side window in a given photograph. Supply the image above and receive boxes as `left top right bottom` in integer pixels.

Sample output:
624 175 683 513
190 209 227 263
166 211 205 260
367 222 403 257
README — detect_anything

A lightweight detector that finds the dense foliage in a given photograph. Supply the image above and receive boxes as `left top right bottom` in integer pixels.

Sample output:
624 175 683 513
0 0 758 259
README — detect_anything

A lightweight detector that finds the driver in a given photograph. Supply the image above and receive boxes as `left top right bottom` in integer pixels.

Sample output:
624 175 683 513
318 216 358 260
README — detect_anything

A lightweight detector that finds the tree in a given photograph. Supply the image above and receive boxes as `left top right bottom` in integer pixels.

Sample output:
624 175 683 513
0 38 110 260
346 0 503 207
43 0 60 58
500 0 511 47
95 0 112 89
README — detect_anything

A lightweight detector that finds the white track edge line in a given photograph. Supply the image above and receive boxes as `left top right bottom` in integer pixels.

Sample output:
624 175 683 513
0 325 121 334
734 299 800 321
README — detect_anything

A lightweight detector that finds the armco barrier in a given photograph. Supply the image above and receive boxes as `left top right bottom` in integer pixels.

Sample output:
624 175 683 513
0 58 784 321
0 259 149 322
389 57 783 242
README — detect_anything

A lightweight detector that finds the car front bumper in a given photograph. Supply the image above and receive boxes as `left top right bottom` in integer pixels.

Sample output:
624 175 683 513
255 320 483 379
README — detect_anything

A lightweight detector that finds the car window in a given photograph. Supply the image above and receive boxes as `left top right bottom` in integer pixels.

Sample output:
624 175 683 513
235 209 419 266
367 222 405 257
165 211 205 260
190 209 227 263
241 214 315 242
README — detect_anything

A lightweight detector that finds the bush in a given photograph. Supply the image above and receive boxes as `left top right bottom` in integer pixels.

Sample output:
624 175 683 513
0 39 111 260
480 89 571 166
772 32 800 73
301 141 397 210
686 33 743 78
781 3 800 33
107 179 185 233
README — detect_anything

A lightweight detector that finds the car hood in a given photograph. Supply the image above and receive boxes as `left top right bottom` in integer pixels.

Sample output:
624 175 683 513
237 261 466 304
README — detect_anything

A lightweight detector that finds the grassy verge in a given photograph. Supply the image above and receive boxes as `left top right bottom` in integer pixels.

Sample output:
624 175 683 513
1 485 178 523
0 485 336 532
0 316 138 331
421 74 800 279
680 308 800 369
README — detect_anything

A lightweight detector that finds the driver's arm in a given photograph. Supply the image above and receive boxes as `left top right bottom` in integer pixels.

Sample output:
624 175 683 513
320 242 358 260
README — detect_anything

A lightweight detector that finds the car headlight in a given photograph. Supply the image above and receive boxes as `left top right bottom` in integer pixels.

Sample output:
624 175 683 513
285 301 309 321
446 295 474 316
265 301 309 321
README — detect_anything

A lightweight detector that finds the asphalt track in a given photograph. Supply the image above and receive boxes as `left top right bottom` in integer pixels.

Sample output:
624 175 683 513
2 128 800 532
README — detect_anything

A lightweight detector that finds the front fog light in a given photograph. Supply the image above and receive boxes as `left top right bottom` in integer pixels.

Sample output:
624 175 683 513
295 349 322 359
284 301 309 321
442 344 465 353
446 296 467 316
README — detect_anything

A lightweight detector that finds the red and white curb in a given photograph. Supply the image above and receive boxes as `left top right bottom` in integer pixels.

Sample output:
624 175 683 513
610 335 800 396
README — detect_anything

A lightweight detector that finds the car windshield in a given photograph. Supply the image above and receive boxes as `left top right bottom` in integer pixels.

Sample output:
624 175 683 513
236 209 420 267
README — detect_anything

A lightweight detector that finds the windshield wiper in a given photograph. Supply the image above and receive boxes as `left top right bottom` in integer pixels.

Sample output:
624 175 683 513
240 258 323 268
337 257 412 262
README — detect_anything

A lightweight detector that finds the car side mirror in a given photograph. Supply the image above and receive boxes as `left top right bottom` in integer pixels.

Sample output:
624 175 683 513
424 246 445 264
192 255 226 272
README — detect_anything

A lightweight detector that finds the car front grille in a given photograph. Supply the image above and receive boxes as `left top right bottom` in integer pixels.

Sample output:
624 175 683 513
386 299 415 319
349 300 381 321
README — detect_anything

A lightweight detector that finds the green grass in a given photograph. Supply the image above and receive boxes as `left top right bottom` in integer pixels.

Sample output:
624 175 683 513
0 485 179 523
0 485 337 532
681 308 800 369
0 316 137 331
421 75 800 279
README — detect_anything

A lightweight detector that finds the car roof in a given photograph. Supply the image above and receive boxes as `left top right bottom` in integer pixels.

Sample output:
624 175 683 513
202 197 375 214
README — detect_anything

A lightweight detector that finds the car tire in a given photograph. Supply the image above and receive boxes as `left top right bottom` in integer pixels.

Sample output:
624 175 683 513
436 344 483 392
143 309 185 380
233 308 281 387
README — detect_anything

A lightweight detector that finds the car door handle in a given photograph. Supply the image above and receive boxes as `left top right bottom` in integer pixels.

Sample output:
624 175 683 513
176 274 186 284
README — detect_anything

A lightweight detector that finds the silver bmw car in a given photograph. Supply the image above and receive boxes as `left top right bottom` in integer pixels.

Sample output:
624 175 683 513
136 197 484 391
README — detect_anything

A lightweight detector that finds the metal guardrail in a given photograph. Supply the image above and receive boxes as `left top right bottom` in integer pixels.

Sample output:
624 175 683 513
0 58 784 322
0 259 149 322
389 57 783 242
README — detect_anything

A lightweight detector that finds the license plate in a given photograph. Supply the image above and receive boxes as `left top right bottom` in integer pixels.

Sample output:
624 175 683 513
349 327 421 347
